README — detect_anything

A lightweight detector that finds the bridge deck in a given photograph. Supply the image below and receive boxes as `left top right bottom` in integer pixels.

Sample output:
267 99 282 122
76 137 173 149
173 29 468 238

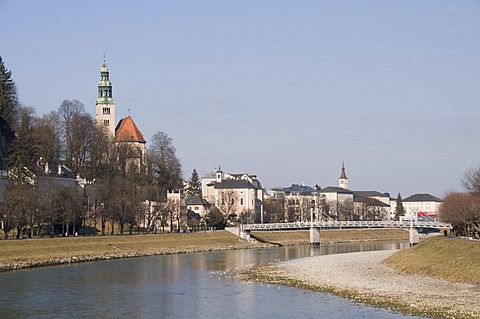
242 220 452 231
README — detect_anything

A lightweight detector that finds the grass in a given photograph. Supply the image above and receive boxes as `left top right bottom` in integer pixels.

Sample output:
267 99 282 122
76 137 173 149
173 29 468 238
0 231 249 266
252 228 409 245
385 236 480 285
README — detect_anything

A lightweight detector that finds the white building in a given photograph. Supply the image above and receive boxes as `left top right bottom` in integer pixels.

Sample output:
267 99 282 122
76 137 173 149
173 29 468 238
202 167 264 223
185 195 211 218
402 193 442 218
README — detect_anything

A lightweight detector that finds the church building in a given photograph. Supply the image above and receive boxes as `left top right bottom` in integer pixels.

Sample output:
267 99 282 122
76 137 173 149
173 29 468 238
95 58 147 170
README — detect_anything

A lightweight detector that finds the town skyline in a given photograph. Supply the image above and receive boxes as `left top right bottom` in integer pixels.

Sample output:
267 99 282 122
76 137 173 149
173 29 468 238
1 1 479 197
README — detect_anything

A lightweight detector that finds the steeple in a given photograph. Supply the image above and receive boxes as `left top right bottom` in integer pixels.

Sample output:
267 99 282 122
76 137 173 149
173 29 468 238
95 54 116 136
339 161 348 189
216 165 223 182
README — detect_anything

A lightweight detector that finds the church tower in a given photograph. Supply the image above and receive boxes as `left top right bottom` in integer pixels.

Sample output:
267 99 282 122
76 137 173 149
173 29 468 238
339 161 348 189
95 57 116 136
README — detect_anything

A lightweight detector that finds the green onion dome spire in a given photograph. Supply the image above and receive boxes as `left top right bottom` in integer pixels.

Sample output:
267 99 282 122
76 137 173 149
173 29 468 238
96 55 114 105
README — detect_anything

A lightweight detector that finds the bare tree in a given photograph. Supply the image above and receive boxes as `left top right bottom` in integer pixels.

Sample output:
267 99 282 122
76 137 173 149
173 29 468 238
218 189 238 219
462 166 480 195
54 186 82 236
284 197 307 222
32 111 61 163
365 205 385 221
439 192 480 237
57 100 95 171
143 200 162 233
354 199 386 221
0 181 35 239
263 197 284 223
162 197 181 232
148 131 183 202
116 159 146 235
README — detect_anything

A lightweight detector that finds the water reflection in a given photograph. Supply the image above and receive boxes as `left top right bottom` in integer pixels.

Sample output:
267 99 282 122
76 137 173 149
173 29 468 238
0 241 417 319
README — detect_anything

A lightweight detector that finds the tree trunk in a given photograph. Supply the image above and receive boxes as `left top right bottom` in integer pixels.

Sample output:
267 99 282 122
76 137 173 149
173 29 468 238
101 217 106 236
16 224 21 239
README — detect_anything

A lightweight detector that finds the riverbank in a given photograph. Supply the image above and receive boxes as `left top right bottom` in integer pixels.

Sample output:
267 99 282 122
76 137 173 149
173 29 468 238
0 231 267 272
385 236 480 285
0 228 407 272
243 237 480 319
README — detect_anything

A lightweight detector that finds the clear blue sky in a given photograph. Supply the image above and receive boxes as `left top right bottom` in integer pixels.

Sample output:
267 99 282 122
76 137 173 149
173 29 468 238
1 0 479 198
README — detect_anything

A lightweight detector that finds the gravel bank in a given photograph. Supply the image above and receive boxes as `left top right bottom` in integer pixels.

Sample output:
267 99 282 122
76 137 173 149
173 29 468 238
278 250 480 319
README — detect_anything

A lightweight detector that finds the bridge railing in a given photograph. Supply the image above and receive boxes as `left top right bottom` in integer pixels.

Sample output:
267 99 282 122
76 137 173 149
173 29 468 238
242 220 452 231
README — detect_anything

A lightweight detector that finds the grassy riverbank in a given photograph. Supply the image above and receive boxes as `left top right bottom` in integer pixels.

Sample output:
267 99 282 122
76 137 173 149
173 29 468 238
252 228 409 245
385 236 480 285
0 231 256 271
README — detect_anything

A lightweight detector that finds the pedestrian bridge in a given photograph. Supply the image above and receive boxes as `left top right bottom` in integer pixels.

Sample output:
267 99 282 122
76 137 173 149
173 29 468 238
242 220 452 231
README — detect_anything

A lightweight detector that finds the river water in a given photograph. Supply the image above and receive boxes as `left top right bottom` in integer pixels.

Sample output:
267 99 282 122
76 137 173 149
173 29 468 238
0 241 426 319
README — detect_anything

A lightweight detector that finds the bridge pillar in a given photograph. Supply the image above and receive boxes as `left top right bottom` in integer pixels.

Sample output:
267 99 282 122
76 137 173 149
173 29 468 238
409 228 419 246
310 227 320 246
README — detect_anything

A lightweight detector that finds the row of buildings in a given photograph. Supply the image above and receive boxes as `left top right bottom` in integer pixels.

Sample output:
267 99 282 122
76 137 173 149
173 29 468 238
265 163 442 223
165 161 442 227
0 60 443 232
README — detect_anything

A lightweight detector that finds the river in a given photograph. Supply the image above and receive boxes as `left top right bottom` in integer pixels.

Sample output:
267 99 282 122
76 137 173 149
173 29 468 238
0 241 426 319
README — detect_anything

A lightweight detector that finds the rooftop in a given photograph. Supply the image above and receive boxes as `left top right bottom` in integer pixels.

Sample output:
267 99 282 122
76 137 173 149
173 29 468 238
114 116 146 143
403 193 442 202
214 179 257 190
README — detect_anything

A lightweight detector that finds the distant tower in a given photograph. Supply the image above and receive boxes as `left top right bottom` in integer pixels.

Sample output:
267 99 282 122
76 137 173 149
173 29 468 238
339 161 348 189
216 165 224 182
95 56 116 136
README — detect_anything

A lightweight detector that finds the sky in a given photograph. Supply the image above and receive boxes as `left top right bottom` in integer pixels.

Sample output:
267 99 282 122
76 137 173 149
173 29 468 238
1 0 479 198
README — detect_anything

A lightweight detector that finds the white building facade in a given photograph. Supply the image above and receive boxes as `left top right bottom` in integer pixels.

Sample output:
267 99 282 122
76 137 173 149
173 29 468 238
202 168 264 223
402 193 442 218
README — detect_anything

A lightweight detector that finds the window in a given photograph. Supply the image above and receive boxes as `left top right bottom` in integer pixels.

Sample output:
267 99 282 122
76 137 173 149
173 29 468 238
104 119 109 126
103 107 110 115
240 198 244 205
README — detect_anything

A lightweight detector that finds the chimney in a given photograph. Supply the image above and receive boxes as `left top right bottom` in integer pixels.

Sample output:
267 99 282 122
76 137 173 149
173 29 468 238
45 162 49 174
58 164 62 175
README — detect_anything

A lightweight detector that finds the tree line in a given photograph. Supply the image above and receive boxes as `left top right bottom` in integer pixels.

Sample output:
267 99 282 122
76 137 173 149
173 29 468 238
0 56 185 238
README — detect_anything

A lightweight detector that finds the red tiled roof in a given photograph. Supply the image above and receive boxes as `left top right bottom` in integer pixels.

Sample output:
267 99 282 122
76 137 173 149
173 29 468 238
114 116 146 143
